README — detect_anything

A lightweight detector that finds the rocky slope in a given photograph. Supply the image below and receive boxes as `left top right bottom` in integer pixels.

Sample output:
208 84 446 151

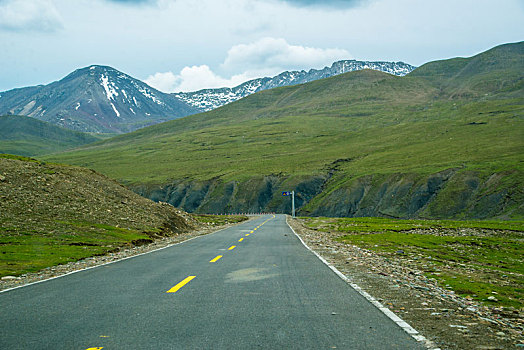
174 60 415 111
0 66 199 133
133 168 523 219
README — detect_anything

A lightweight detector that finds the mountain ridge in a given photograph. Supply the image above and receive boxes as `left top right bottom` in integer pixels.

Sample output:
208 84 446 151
0 59 415 134
174 59 415 111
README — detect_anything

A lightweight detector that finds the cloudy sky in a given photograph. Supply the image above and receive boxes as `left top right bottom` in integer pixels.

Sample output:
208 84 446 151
0 0 523 93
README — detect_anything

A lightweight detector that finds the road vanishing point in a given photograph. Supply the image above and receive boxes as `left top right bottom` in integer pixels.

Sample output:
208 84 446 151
1 214 425 349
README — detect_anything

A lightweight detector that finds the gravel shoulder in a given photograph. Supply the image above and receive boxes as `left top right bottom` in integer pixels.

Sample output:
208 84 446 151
287 217 524 350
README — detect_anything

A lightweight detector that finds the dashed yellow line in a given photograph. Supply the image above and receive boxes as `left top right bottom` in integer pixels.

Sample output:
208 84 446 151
238 237 244 242
245 233 250 236
166 276 196 293
210 255 223 263
86 348 103 350
228 245 236 250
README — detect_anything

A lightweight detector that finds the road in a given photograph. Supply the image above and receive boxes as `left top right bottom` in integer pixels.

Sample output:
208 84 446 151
0 214 425 349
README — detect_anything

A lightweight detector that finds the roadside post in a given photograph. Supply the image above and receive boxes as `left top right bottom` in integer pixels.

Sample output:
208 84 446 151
282 191 295 218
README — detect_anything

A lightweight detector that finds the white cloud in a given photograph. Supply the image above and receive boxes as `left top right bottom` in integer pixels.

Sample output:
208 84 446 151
221 37 351 75
0 0 63 32
105 0 157 4
145 71 180 92
146 38 351 92
279 0 369 8
145 65 253 92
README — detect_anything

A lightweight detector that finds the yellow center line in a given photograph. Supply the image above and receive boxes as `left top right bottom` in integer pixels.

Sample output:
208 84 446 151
86 348 103 350
228 245 236 250
209 255 223 263
166 276 196 293
238 237 244 242
250 230 254 233
245 233 250 236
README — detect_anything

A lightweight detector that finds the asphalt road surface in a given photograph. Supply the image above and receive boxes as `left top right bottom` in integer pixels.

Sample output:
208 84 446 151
1 214 425 349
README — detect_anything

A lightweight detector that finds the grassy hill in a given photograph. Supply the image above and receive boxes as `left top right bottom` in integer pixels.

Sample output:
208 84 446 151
44 42 524 219
411 41 524 98
0 115 103 156
0 154 195 277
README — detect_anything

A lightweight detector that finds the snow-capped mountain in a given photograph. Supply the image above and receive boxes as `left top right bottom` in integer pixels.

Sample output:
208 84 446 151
174 60 416 111
0 66 199 133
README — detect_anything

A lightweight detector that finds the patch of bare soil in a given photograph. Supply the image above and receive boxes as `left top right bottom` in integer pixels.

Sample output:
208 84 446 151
287 217 523 350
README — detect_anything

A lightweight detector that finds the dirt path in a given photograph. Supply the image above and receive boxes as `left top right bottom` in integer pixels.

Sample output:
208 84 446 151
287 217 523 350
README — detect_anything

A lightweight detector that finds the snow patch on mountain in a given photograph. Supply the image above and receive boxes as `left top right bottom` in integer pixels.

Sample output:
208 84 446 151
100 74 119 101
110 102 120 117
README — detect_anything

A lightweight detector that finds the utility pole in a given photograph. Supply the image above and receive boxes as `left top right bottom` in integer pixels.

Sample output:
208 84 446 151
282 191 295 218
291 190 295 218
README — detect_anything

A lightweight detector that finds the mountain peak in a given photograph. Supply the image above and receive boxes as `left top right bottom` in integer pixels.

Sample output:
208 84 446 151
0 65 199 133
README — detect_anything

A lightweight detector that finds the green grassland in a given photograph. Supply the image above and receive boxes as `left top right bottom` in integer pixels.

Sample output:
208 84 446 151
44 42 524 217
0 222 151 276
0 154 246 277
46 76 523 183
303 216 524 232
301 216 524 308
0 215 247 277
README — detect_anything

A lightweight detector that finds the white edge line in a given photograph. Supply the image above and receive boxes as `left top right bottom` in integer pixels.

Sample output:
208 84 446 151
0 223 239 294
285 217 439 350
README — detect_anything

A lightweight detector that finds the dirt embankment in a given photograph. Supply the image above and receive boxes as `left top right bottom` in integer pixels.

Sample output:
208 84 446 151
287 217 523 350
0 156 195 238
0 155 200 279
